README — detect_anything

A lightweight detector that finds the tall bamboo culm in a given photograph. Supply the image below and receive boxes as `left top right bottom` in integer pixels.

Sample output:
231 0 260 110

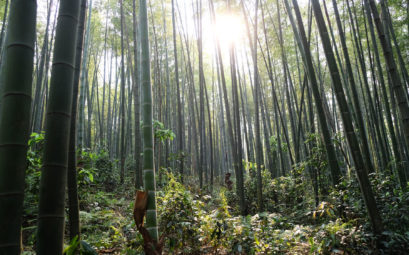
67 0 87 243
37 1 81 254
139 0 159 242
0 0 36 253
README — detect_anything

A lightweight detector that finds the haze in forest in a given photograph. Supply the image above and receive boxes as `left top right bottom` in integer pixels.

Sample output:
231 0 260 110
0 0 408 254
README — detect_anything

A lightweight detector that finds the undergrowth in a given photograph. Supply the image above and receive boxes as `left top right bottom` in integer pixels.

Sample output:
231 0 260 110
21 134 409 254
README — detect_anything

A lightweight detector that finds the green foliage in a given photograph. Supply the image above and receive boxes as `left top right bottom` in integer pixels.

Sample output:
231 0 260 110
168 151 187 167
153 120 176 143
78 167 95 186
308 219 368 254
244 168 276 213
311 201 336 221
303 133 332 199
270 168 311 216
139 120 176 143
157 172 202 253
79 240 98 255
21 131 409 254
77 149 114 191
304 133 328 171
227 164 311 216
23 132 45 246
269 135 288 152
23 137 118 251
79 190 141 253
327 172 409 253
370 173 409 252
63 236 80 255
199 189 231 251
24 132 45 216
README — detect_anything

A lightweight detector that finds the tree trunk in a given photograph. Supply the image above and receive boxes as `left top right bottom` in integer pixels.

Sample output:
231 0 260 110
67 0 87 243
0 0 36 252
37 0 81 253
311 0 384 236
140 0 159 242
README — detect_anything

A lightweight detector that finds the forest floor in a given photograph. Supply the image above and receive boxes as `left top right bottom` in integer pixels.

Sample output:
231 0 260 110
21 171 409 255
69 182 313 255
19 132 409 254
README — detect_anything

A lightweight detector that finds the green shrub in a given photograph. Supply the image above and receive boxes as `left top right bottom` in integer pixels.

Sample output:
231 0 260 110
157 173 202 253
77 149 115 191
23 132 45 246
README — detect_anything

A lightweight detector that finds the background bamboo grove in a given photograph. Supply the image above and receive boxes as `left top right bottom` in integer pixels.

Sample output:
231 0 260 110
0 0 408 253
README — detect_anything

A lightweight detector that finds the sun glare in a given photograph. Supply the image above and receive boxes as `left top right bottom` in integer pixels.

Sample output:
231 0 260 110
212 13 245 48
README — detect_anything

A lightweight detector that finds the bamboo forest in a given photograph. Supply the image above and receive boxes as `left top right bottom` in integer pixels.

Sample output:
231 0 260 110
1 0 409 254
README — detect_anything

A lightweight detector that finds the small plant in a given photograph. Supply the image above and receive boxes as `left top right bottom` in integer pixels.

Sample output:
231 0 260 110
23 132 45 246
63 236 80 255
311 201 336 222
77 148 114 191
153 120 176 143
157 172 202 253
